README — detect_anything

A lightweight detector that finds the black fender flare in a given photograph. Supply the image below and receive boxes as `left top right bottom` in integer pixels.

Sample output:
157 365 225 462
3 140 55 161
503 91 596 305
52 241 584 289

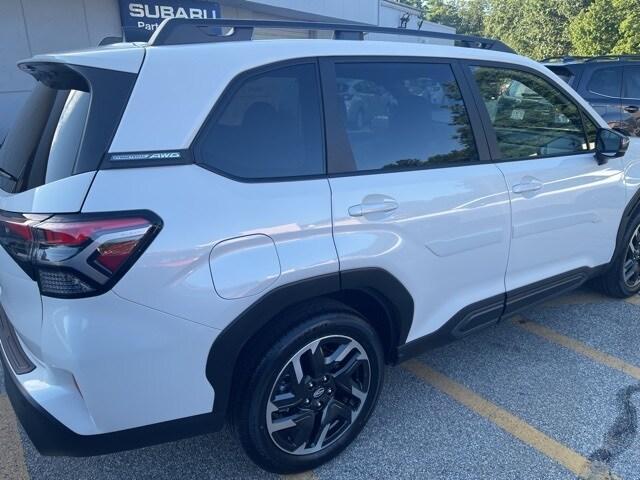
614 186 640 259
205 268 414 427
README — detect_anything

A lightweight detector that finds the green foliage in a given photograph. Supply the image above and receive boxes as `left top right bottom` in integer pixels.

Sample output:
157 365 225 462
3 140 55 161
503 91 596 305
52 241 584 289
427 0 488 36
569 0 625 56
407 0 639 59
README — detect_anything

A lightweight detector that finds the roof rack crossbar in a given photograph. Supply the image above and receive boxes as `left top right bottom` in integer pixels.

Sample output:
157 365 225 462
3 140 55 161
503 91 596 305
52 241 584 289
148 18 514 53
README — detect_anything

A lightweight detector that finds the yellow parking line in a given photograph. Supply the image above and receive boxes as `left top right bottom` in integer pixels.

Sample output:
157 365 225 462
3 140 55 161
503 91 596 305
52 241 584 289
514 317 640 381
625 295 640 306
281 471 318 480
402 360 618 480
0 394 29 480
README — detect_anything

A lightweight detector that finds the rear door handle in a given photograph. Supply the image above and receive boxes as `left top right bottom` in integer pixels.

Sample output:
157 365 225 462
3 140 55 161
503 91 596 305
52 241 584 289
624 105 639 114
512 180 543 195
349 200 398 217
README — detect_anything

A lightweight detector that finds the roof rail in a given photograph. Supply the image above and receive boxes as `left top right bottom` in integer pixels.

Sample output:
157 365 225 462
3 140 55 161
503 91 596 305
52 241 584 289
148 18 515 53
540 55 589 64
584 54 640 63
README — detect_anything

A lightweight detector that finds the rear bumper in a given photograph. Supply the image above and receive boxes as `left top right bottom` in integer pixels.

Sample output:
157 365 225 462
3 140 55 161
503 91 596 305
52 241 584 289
0 291 227 456
1 350 222 456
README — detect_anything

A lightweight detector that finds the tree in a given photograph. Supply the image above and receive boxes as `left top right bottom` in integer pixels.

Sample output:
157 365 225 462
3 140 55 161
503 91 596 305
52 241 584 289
485 0 587 59
612 1 640 54
569 0 625 56
427 0 488 36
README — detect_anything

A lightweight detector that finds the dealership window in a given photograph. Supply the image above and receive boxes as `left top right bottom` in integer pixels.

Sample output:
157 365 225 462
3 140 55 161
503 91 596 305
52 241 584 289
333 62 479 173
471 66 590 160
197 63 324 179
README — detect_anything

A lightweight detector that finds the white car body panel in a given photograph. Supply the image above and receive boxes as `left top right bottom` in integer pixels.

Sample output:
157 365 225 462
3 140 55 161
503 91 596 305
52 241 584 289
21 44 145 74
497 154 626 291
81 165 338 330
5 291 218 435
0 171 95 214
330 165 511 341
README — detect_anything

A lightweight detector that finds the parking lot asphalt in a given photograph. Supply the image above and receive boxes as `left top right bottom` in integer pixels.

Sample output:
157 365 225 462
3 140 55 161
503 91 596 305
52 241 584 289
1 289 640 480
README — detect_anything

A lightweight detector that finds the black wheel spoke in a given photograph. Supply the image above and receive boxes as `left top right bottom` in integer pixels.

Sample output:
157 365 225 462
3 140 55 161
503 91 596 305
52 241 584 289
322 398 352 428
307 344 327 378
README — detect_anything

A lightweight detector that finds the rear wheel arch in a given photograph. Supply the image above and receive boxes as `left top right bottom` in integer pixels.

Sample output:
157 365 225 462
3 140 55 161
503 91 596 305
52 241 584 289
205 268 414 424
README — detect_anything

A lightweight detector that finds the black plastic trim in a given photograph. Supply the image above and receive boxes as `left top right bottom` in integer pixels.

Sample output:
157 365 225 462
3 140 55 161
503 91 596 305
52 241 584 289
0 305 35 375
18 62 140 176
396 294 504 362
502 267 596 318
101 150 193 170
0 349 221 456
204 268 414 426
395 266 606 362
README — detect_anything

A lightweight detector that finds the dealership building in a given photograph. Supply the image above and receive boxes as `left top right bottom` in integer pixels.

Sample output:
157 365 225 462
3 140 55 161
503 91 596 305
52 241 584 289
0 0 453 140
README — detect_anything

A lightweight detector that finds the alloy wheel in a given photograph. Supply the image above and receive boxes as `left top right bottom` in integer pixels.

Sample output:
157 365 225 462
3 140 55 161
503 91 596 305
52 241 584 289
623 224 640 289
265 335 371 455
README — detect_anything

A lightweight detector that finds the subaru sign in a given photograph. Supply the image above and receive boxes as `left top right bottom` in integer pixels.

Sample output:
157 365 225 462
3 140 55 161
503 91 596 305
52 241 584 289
119 1 220 41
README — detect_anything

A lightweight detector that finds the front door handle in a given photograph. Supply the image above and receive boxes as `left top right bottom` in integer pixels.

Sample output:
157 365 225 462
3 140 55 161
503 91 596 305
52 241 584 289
349 200 399 217
624 105 639 114
512 180 543 195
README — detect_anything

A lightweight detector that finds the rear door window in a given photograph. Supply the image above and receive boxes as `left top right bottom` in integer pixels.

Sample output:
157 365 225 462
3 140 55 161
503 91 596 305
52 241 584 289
587 67 623 98
330 62 479 173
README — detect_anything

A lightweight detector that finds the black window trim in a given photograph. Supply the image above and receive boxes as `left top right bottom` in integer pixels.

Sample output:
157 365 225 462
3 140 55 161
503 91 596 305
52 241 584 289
191 57 328 184
320 56 493 178
461 59 603 164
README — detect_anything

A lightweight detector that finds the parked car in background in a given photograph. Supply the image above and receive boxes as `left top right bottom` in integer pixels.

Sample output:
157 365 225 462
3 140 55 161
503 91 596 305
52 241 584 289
543 55 640 136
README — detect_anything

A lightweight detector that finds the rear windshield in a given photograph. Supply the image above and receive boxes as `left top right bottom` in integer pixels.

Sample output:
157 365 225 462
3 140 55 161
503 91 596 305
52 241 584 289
0 83 90 193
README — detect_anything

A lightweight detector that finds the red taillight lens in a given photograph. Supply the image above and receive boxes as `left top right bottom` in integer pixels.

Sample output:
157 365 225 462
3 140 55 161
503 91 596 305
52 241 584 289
0 211 162 298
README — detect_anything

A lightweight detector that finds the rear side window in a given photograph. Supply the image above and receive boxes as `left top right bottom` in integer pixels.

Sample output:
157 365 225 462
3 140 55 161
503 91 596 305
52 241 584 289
624 66 640 99
546 66 575 85
196 63 324 180
471 66 589 160
45 90 90 184
588 67 623 98
331 62 479 173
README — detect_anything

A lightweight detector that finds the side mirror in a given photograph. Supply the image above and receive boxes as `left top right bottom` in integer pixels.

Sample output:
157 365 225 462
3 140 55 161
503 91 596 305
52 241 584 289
596 128 629 165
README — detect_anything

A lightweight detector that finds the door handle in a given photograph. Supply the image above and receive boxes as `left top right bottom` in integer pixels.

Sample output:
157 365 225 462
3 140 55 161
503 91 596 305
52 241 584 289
624 105 639 114
512 180 543 195
348 200 398 217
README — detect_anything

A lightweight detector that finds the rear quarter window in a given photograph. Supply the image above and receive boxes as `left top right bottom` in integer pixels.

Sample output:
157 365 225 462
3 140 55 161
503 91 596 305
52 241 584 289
195 63 325 180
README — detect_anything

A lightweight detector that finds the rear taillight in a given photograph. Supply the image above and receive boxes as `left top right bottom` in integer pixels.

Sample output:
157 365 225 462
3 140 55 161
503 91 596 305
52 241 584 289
0 211 162 298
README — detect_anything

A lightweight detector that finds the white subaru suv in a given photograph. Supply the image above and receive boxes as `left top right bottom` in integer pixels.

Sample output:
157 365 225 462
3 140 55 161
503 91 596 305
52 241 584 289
1 19 639 474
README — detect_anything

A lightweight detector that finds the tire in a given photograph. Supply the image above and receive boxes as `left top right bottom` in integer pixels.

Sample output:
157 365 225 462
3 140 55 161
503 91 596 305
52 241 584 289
233 301 385 474
594 211 640 298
